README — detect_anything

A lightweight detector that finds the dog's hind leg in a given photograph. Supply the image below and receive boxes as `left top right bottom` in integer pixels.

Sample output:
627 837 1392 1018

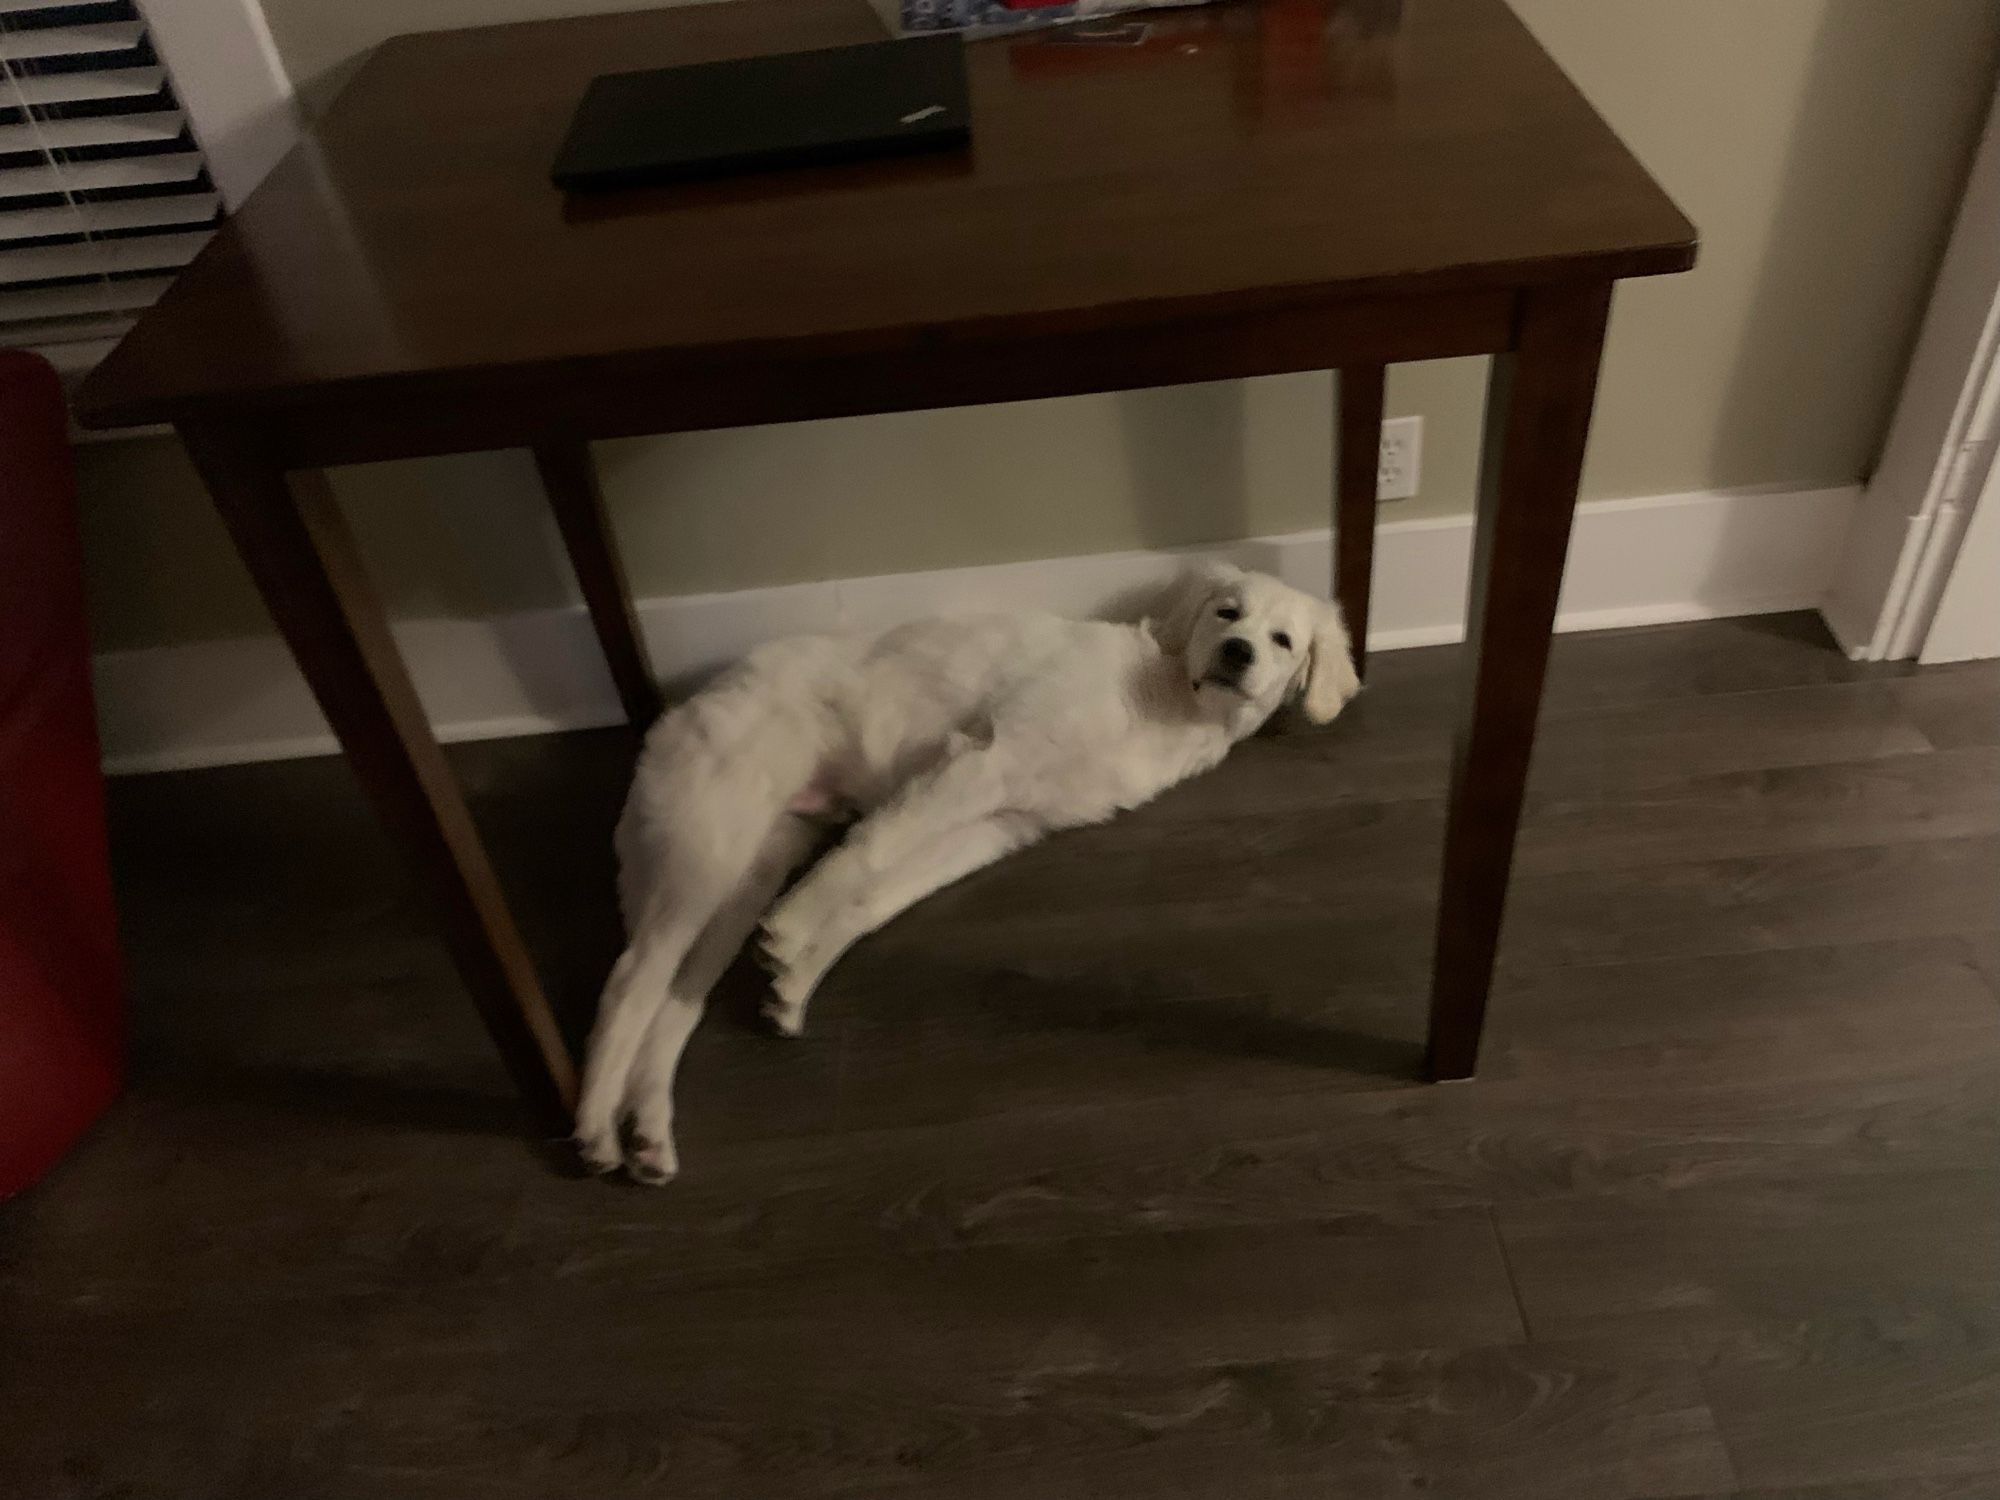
620 813 820 1184
763 810 1040 1035
573 903 713 1174
575 803 770 1172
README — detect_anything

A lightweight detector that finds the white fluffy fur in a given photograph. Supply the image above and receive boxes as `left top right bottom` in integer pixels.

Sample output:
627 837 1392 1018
575 562 1359 1182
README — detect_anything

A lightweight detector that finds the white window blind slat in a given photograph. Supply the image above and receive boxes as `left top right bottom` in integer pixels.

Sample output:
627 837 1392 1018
0 226 210 287
4 63 164 106
4 307 132 345
0 186 217 241
0 149 202 199
0 107 184 152
0 21 146 63
0 272 173 324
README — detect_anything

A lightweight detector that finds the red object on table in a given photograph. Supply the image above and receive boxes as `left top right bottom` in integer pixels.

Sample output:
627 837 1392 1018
0 350 124 1198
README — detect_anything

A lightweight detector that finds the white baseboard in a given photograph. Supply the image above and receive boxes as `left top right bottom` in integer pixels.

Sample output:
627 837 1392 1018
93 483 1861 775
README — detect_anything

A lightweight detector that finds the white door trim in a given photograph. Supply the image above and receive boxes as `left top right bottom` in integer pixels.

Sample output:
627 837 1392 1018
1822 77 2000 661
1920 412 2000 664
138 0 299 210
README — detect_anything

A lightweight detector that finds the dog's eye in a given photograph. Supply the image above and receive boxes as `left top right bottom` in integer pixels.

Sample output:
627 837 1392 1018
1272 631 1293 651
1216 605 1241 622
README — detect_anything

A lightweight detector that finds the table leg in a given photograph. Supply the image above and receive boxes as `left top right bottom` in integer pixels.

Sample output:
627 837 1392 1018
1426 283 1612 1080
180 424 579 1130
1334 365 1385 674
533 441 663 727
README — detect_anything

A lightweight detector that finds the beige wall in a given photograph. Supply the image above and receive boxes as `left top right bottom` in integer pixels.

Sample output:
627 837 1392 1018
76 0 2000 652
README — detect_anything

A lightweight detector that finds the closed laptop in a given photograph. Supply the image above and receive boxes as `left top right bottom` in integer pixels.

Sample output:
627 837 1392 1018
551 36 971 192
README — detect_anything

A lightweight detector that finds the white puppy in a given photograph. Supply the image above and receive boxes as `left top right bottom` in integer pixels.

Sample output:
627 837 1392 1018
576 562 1359 1182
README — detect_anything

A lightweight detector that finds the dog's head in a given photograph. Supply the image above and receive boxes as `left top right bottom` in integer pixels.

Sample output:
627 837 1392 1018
1151 561 1361 731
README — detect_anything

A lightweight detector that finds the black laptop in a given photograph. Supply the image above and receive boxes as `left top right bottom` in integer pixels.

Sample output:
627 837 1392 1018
551 35 971 193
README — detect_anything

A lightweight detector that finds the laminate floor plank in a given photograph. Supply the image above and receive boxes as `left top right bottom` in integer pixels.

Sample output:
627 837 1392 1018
1723 1476 2000 1499
1891 661 2000 751
0 1308 1732 1500
1364 611 1900 726
15 936 1993 1323
1965 932 2000 998
1497 1170 2000 1493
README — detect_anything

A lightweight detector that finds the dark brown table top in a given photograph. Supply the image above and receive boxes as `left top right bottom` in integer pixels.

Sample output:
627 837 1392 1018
76 0 1694 430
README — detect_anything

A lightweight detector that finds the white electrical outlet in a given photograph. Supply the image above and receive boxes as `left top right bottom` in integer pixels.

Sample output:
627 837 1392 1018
1377 416 1423 502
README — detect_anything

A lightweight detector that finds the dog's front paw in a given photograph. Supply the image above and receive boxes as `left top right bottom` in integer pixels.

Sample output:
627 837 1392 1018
756 905 812 976
756 916 818 1012
759 929 821 1035
759 899 833 1036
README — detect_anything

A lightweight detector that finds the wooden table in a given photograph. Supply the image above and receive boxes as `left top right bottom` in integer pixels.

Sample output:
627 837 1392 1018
77 0 1694 1132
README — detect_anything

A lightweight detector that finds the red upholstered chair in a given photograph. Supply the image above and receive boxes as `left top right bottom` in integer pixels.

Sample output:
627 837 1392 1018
0 350 124 1197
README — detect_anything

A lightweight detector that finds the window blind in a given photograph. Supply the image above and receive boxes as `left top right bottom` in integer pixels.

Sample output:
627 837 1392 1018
1 0 220 390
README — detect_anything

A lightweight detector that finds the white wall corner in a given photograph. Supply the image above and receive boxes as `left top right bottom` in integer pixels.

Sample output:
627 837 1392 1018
93 483 1862 775
141 0 300 210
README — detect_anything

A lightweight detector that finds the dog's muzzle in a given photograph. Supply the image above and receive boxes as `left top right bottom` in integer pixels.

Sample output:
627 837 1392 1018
1201 636 1255 691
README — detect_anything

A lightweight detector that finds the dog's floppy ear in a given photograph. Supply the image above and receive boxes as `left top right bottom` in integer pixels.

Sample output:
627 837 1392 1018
1300 599 1361 724
1147 560 1243 654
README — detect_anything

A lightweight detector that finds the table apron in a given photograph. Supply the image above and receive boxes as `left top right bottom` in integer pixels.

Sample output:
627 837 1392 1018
251 288 1517 470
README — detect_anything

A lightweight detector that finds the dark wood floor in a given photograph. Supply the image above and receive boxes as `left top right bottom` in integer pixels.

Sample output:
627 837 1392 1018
4 614 1998 1500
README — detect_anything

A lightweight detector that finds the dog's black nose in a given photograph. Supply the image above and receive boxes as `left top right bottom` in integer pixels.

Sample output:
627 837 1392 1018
1219 637 1255 670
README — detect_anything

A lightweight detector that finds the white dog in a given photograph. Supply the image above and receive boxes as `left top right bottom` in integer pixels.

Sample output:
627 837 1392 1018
575 562 1360 1182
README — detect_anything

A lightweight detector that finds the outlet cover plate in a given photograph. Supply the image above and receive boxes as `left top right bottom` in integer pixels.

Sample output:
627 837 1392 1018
1378 415 1422 502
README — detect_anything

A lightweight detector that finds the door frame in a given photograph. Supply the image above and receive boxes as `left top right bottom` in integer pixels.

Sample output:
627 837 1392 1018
1822 76 2000 662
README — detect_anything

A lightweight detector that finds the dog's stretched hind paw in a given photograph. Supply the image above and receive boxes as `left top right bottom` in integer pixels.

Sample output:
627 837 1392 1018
574 1129 621 1176
626 1134 679 1186
761 994 807 1038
